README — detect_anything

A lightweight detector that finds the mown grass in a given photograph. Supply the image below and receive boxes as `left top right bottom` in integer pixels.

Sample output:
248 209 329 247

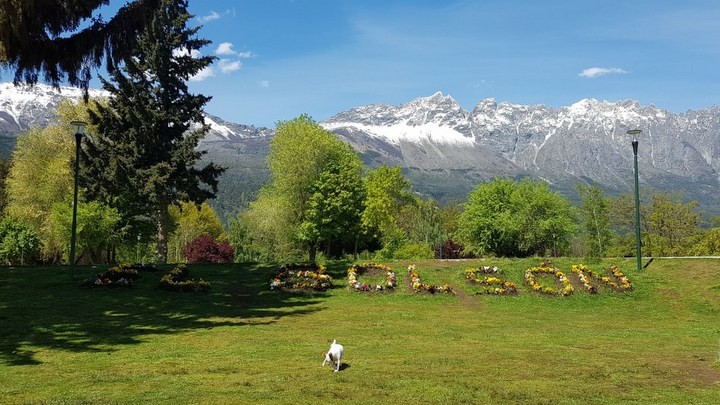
1 258 719 404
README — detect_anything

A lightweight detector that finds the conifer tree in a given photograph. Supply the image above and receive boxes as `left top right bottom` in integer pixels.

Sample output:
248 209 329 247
84 0 223 264
0 0 161 90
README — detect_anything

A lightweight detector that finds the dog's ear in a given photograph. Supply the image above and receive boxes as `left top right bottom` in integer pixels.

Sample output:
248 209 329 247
322 352 327 357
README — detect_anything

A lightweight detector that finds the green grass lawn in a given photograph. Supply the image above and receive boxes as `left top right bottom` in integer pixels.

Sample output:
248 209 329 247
1 258 719 404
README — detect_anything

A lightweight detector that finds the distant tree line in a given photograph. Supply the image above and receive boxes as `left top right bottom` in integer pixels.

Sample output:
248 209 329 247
2 107 719 265
1 0 718 266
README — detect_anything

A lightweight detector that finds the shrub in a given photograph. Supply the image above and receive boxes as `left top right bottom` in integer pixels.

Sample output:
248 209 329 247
182 234 235 263
435 240 469 259
159 264 211 292
393 243 434 260
0 218 41 265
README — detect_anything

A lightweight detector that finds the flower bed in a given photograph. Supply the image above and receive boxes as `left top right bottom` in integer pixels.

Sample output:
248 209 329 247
571 264 633 292
347 262 396 292
465 266 517 295
80 264 144 288
524 261 574 296
408 265 453 294
270 263 333 291
159 264 210 292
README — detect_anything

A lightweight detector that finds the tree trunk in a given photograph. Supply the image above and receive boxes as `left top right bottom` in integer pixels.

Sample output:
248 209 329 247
156 204 170 264
309 242 316 263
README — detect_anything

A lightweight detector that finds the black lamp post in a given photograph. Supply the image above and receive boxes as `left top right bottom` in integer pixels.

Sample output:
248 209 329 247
627 129 643 272
69 120 87 279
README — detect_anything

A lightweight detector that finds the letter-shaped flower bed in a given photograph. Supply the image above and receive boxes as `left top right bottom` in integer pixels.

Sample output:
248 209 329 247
80 263 148 288
159 264 210 292
524 261 574 296
571 264 633 292
408 265 453 294
347 262 396 292
465 266 517 295
270 263 333 291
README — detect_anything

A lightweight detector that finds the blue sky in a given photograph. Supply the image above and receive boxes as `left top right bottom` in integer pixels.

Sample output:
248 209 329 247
180 0 720 128
12 0 720 129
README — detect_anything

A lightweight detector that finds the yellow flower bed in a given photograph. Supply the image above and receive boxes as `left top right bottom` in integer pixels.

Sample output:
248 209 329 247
524 261 574 296
571 264 633 292
270 263 332 291
465 266 517 295
408 265 453 294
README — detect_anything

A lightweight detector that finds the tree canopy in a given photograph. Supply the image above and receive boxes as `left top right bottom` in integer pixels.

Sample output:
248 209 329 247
0 0 161 90
83 0 223 264
242 114 364 261
459 178 576 257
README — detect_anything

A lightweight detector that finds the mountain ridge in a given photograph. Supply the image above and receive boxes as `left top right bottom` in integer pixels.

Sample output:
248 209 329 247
1 82 719 219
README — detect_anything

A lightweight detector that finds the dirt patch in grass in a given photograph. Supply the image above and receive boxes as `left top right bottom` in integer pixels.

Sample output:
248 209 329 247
663 358 720 386
451 285 483 309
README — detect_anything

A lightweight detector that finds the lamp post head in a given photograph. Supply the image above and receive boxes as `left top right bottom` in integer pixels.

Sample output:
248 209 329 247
626 129 642 140
627 129 642 155
70 120 87 136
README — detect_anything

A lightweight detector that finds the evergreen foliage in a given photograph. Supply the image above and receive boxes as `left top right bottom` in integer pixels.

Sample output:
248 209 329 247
84 0 224 264
0 0 161 91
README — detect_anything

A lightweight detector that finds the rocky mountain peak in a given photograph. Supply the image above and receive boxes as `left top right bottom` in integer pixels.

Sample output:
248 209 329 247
2 82 720 217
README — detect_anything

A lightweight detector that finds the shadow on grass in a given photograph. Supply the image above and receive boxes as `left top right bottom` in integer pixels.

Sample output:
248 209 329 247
0 262 329 366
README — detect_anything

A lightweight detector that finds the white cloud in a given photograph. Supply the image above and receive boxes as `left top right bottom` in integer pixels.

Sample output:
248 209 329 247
216 42 236 55
190 67 215 81
259 80 270 88
198 11 221 23
579 67 628 78
237 51 255 59
219 59 242 74
173 47 201 58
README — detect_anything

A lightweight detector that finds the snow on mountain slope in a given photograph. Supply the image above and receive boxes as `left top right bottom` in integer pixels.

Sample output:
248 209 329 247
2 82 720 216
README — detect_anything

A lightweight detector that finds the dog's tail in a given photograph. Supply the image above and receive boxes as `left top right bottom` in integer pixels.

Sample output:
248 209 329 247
332 339 336 345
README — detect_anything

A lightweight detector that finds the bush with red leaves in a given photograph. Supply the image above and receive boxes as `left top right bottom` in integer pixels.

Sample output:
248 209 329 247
435 240 473 259
182 234 235 264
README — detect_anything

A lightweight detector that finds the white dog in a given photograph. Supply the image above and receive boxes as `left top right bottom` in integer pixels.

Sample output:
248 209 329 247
322 339 344 372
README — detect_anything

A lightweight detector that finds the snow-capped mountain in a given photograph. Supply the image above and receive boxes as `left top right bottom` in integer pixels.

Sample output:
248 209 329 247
323 93 720 212
1 82 719 218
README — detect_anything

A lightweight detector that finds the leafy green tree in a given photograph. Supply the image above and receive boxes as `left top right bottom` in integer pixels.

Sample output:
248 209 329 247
228 213 261 262
4 100 102 261
646 193 700 256
0 157 11 216
242 189 296 262
0 217 41 265
1 0 161 89
459 178 575 257
690 228 720 256
362 164 415 258
167 201 225 263
458 178 518 256
49 199 122 264
609 192 701 257
84 0 223 264
300 156 364 261
245 115 364 261
5 127 72 239
577 183 613 259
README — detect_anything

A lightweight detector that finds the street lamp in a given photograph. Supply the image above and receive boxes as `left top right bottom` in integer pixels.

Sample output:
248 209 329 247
69 120 87 279
627 129 643 272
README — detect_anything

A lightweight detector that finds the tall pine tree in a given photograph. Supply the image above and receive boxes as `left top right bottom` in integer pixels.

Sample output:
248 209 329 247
84 0 223 264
